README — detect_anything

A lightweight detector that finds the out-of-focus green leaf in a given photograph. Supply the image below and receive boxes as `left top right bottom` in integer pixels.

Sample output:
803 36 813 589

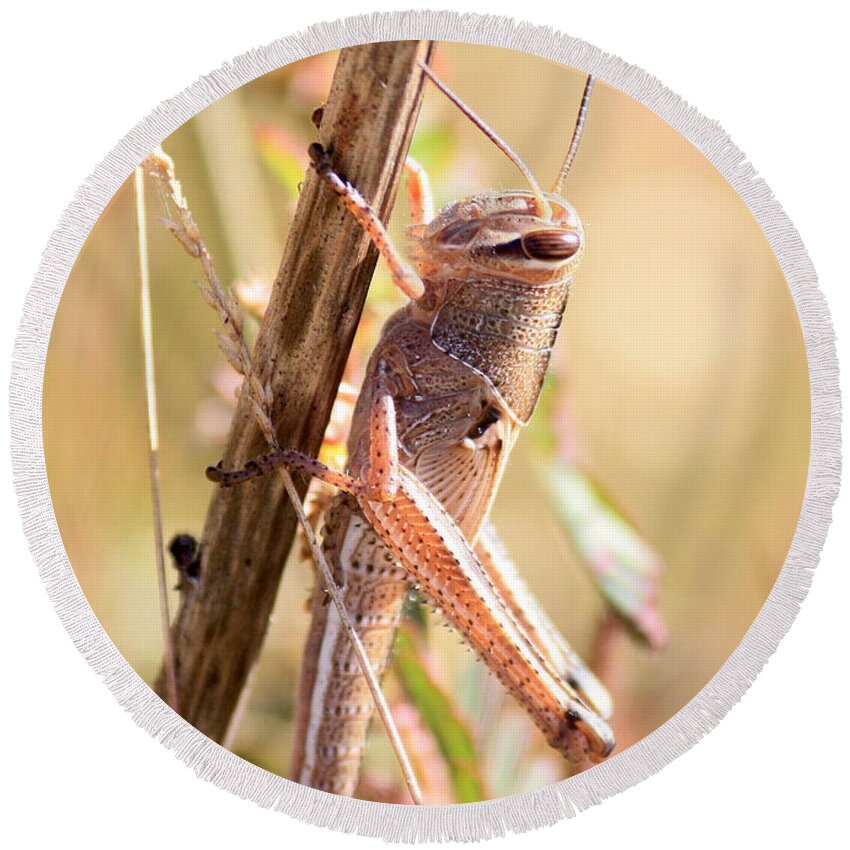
402 589 428 629
254 123 307 198
393 627 484 803
409 123 456 177
546 459 669 650
526 373 560 457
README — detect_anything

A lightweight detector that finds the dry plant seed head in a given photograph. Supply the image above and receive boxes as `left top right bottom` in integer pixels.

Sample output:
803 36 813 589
143 147 272 440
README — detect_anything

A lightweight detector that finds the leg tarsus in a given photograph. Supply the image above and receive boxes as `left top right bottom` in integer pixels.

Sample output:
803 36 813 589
206 453 281 487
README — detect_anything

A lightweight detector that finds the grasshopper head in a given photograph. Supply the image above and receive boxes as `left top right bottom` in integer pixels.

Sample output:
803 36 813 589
410 191 584 285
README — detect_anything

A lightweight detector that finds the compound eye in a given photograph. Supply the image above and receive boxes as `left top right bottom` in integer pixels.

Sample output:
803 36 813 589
521 229 581 260
438 218 483 247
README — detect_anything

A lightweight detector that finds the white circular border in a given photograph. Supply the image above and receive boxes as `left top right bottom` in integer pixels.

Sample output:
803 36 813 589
8 10 841 842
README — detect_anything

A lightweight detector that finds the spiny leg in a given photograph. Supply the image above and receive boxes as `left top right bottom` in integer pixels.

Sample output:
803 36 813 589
362 461 614 763
208 391 613 765
206 449 364 495
308 143 424 301
364 366 403 501
348 383 615 761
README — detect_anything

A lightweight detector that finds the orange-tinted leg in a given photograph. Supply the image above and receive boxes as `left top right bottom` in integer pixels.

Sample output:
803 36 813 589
404 156 434 226
207 374 404 505
308 143 424 302
365 375 401 501
206 449 364 496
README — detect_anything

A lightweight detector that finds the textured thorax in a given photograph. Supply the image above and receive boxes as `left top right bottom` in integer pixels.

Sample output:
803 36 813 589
428 274 572 424
406 189 584 424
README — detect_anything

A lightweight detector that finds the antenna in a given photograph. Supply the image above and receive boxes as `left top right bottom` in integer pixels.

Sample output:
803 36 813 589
552 75 594 197
419 62 552 218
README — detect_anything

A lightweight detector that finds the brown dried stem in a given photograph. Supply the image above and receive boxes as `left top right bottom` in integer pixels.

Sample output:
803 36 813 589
151 41 434 749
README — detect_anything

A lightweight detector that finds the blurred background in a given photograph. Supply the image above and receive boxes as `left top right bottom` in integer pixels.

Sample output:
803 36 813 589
43 43 809 802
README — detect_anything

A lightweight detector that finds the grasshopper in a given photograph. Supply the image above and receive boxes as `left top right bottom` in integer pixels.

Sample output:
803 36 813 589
208 65 614 798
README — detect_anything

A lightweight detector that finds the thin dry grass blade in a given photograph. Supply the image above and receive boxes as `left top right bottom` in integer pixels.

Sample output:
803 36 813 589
134 166 179 711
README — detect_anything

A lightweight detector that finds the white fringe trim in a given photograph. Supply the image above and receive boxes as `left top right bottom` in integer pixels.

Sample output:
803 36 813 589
8 10 841 843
